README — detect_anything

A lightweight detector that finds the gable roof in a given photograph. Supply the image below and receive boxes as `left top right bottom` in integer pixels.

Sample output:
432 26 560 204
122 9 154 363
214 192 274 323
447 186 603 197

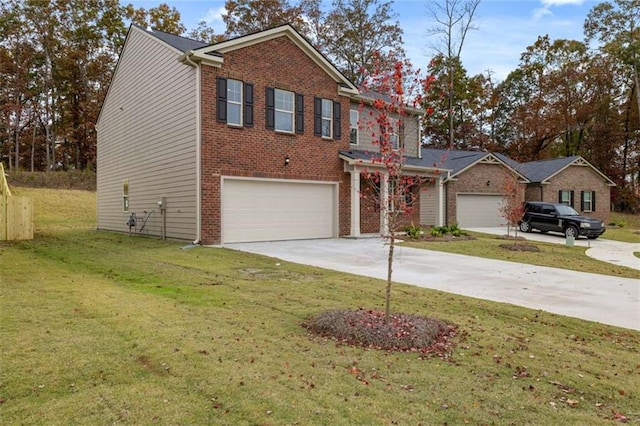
135 24 208 53
339 149 450 175
500 155 616 186
421 148 529 181
184 24 358 95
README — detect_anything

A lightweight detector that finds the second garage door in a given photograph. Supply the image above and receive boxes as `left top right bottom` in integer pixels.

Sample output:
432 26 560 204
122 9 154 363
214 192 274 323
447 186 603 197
456 194 504 227
222 178 336 243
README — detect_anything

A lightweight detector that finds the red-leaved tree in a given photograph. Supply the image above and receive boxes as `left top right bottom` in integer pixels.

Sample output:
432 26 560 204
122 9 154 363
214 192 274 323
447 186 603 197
357 54 436 321
499 173 525 239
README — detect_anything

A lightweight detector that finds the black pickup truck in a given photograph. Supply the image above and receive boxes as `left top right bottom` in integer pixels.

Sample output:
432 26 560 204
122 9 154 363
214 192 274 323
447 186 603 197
518 201 605 239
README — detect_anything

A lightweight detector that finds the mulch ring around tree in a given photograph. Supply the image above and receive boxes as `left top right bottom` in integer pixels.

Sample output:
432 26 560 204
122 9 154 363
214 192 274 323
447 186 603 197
499 243 541 252
303 309 457 359
492 234 541 252
404 234 476 242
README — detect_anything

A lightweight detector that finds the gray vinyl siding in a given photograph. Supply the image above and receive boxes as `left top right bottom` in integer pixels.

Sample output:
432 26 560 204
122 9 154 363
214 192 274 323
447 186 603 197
352 103 420 157
420 182 438 226
96 26 198 241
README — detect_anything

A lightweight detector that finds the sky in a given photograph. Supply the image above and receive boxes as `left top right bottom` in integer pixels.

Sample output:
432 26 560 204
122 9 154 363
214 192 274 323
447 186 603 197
129 0 599 81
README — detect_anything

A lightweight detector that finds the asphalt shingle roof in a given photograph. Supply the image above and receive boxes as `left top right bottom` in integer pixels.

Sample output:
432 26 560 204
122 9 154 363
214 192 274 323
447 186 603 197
342 148 590 184
135 24 208 53
512 156 580 183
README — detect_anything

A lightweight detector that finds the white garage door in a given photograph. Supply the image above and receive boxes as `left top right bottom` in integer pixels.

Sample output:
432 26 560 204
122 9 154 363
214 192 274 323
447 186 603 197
457 194 504 227
222 178 336 243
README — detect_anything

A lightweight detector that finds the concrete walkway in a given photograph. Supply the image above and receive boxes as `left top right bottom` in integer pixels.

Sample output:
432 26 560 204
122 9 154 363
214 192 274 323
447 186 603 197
228 238 640 331
466 227 640 271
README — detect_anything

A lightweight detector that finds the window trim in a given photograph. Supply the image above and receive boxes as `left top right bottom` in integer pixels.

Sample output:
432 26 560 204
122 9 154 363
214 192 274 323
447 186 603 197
274 88 295 133
217 77 253 127
558 189 574 206
321 98 332 139
349 109 359 145
581 190 595 212
314 97 341 140
226 79 243 127
122 179 129 212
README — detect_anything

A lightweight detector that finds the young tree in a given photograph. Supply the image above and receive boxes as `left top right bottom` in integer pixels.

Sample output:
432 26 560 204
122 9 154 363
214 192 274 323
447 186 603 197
358 55 433 321
499 174 525 239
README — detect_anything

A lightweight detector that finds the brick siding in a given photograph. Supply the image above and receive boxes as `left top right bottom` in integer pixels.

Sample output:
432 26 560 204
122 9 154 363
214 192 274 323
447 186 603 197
536 165 611 224
199 36 351 244
446 163 523 225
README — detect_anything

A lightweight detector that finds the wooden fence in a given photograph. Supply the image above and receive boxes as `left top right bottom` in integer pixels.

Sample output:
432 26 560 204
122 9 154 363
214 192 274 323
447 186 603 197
1 164 34 241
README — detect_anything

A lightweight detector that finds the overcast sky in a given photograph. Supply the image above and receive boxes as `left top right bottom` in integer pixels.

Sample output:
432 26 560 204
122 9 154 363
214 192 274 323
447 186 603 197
129 0 597 81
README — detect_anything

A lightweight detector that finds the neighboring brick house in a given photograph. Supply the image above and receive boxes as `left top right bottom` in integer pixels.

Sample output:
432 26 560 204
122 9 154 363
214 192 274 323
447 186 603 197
500 155 616 224
96 24 614 244
416 149 529 227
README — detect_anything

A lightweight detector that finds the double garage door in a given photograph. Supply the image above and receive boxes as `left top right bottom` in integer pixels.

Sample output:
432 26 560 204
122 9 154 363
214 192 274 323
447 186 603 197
456 194 504 228
222 178 337 243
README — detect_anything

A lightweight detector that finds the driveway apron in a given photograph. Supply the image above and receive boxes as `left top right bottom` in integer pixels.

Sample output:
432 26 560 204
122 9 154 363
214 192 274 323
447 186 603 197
228 238 640 331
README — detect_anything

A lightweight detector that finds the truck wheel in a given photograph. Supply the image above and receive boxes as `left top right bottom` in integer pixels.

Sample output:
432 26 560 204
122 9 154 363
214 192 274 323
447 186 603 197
519 221 531 233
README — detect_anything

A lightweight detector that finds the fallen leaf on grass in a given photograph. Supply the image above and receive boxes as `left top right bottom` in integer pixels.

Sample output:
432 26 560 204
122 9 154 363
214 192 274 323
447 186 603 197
611 409 629 423
549 380 575 393
566 399 579 407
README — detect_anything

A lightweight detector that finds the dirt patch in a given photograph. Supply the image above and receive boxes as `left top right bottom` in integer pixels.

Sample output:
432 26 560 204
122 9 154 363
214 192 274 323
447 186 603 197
135 355 171 375
499 243 540 252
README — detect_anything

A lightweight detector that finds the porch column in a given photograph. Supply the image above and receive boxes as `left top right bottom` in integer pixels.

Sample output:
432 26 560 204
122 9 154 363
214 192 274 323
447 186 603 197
380 173 389 236
437 177 445 226
349 169 361 237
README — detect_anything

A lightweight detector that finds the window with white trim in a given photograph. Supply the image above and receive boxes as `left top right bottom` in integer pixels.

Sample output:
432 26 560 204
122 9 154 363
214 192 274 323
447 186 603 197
122 179 129 212
321 99 332 138
559 189 573 206
383 118 403 150
581 190 595 212
226 79 242 126
275 89 294 133
350 109 359 145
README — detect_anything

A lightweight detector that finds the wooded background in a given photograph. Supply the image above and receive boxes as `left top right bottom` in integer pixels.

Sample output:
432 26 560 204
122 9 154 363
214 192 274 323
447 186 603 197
1 0 638 211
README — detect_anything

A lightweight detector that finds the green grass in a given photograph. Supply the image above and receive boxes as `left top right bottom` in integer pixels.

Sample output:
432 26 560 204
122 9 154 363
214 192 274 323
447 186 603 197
1 188 639 424
402 232 640 280
604 212 640 243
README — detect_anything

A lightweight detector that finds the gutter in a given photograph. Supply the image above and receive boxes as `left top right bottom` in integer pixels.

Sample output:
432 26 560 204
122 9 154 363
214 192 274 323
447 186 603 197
180 50 198 67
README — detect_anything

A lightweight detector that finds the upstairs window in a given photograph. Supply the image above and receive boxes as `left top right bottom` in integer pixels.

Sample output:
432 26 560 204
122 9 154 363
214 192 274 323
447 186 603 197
581 191 596 212
558 189 574 206
321 99 332 138
314 97 341 140
226 79 242 126
266 88 303 133
275 89 294 133
350 109 359 145
217 77 253 127
380 118 403 150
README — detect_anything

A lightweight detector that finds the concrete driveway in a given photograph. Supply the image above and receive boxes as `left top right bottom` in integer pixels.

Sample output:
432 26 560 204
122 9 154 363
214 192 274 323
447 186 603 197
228 238 640 331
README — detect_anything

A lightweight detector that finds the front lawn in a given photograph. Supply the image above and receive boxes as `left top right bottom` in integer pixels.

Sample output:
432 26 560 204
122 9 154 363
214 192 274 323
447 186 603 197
402 232 640 280
1 188 639 424
604 212 640 243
